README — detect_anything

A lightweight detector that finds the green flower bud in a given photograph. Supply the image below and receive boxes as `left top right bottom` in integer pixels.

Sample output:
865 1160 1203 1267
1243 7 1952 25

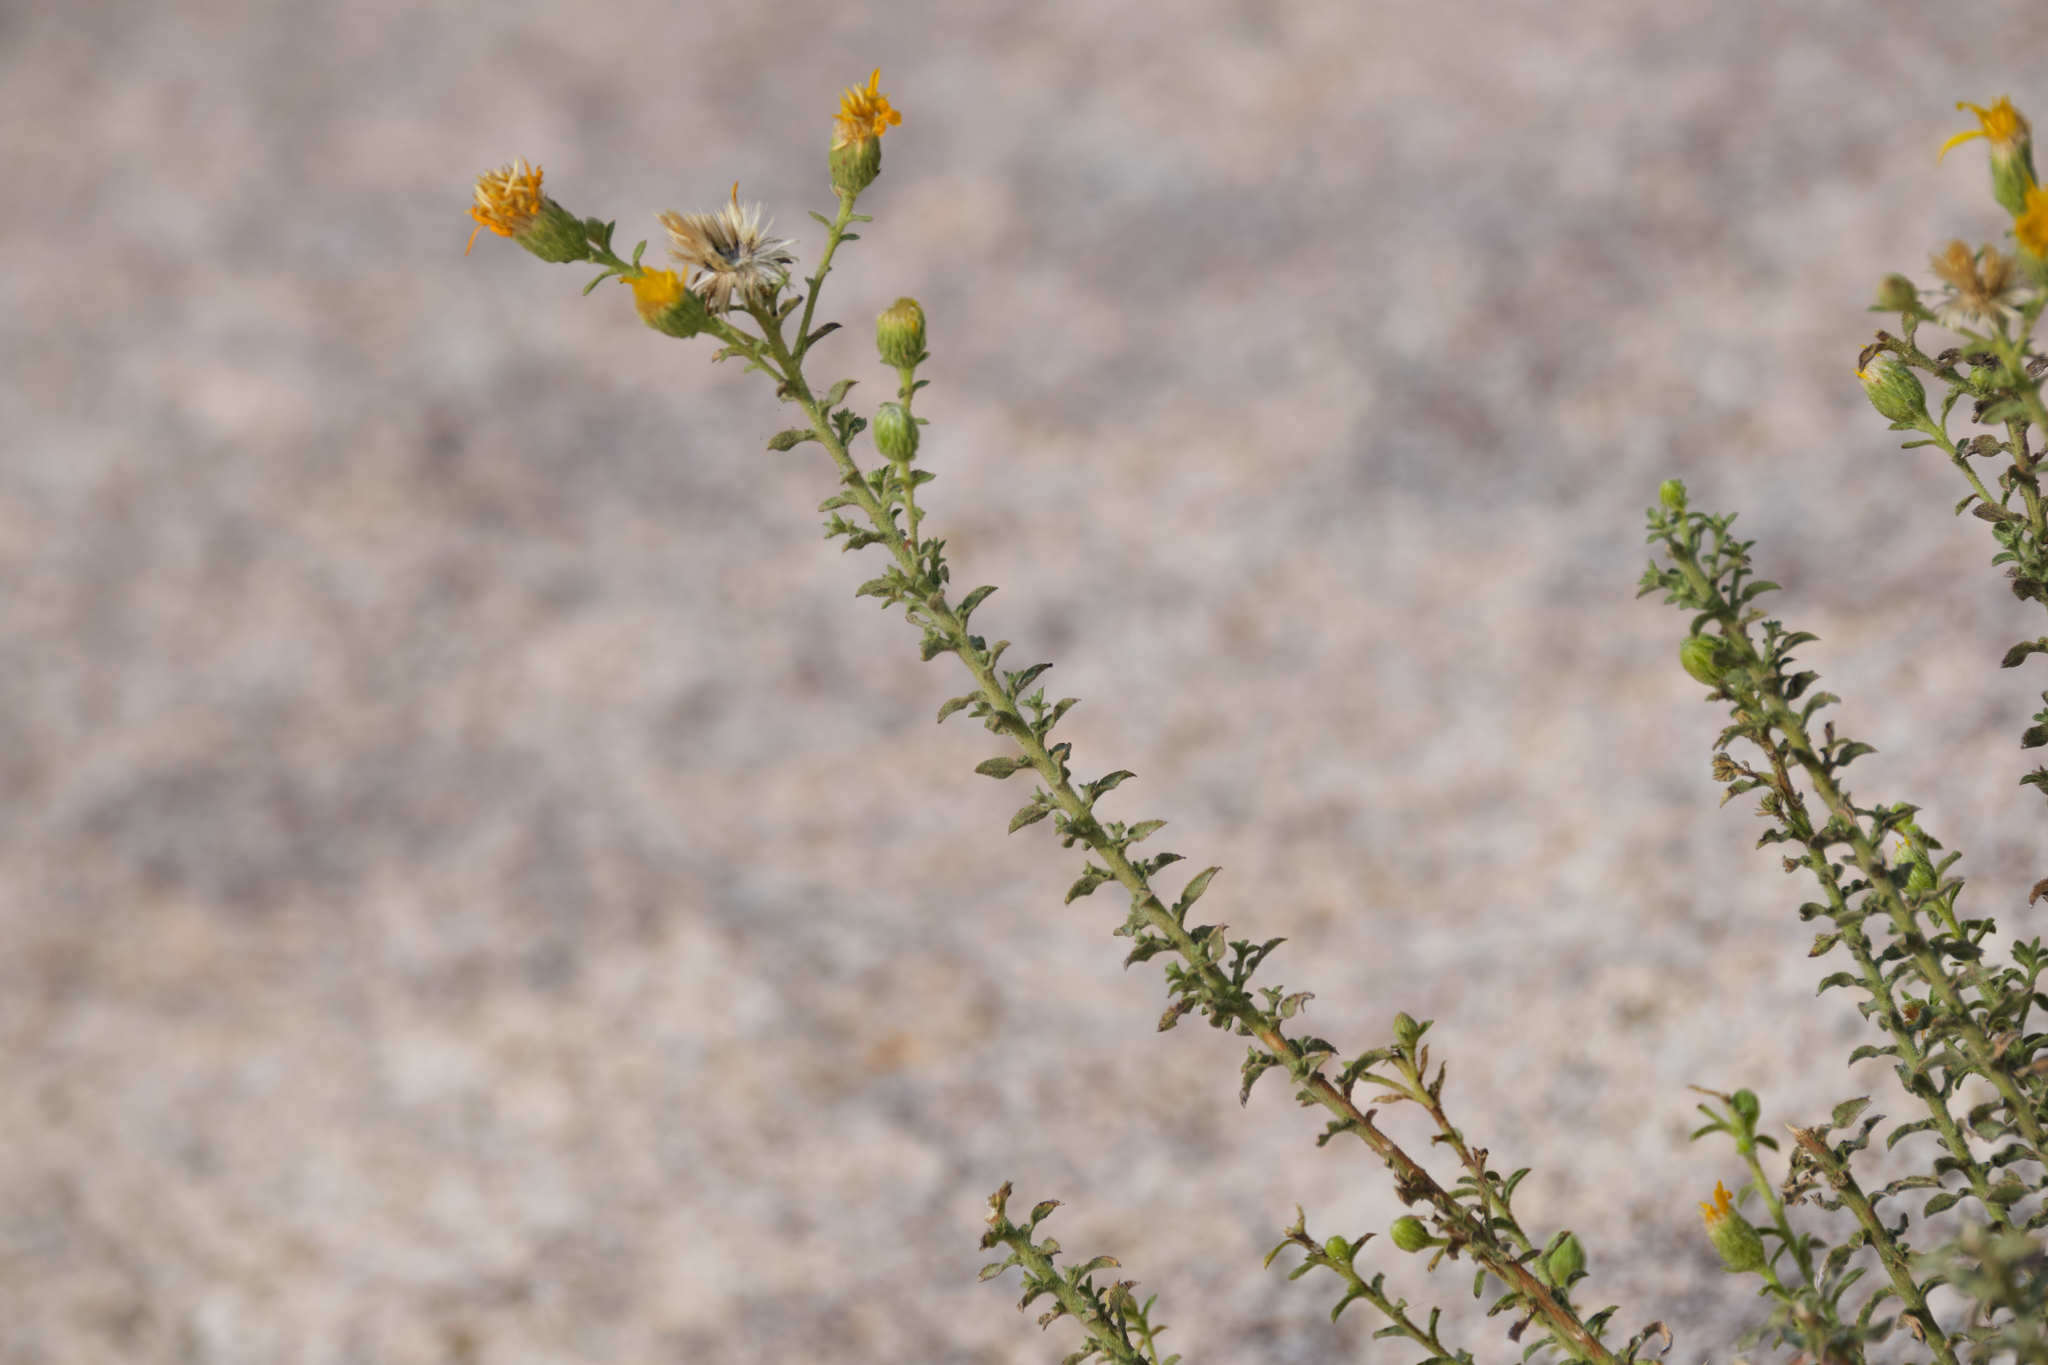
1323 1234 1352 1264
1390 1216 1435 1253
831 134 882 197
1658 479 1688 513
1545 1231 1586 1286
1857 354 1929 427
874 401 918 462
1392 1012 1426 1050
1894 836 1935 893
1679 635 1728 687
877 297 926 369
1699 1181 1766 1274
1873 273 1919 312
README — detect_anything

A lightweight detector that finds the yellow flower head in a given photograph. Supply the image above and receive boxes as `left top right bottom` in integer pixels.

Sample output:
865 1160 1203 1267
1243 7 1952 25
2019 182 2048 259
1939 97 2029 162
1698 1179 1767 1274
833 68 903 150
626 266 710 339
630 267 688 323
467 157 546 255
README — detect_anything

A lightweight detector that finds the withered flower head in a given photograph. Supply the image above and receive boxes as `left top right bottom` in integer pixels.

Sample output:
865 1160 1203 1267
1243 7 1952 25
659 185 799 313
1928 239 2034 333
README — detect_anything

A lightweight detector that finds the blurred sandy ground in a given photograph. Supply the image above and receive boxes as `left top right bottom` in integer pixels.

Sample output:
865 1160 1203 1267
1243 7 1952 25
6 1 2048 1361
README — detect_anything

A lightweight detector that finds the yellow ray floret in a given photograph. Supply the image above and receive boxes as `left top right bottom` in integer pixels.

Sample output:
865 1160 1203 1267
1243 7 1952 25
1939 97 2027 161
1698 1179 1736 1229
834 68 903 150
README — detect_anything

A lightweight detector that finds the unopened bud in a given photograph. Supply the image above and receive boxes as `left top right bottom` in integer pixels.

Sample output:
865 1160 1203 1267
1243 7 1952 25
1322 1234 1352 1264
1658 479 1688 513
1545 1232 1586 1286
1857 354 1928 427
874 401 918 462
877 297 926 369
1390 1216 1435 1253
1873 274 1919 312
1680 635 1728 687
1392 1012 1424 1050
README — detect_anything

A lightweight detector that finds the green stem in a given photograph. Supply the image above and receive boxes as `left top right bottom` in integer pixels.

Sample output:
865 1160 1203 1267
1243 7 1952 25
796 191 860 359
1787 1126 1960 1365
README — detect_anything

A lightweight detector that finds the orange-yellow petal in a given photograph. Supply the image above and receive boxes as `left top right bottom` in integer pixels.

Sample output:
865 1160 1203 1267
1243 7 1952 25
833 67 902 149
2018 182 2048 258
1940 96 2026 161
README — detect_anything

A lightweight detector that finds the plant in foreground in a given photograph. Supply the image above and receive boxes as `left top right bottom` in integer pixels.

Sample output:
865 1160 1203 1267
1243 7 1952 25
469 80 2048 1363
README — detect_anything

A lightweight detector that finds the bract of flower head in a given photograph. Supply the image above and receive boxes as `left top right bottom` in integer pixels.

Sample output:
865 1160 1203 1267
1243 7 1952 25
833 68 903 150
1927 239 2035 333
467 157 546 254
659 185 799 313
1857 352 1928 427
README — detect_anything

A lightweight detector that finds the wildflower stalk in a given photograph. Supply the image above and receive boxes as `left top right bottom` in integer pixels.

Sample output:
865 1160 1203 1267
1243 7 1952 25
979 1183 1184 1365
708 170 1628 1365
1646 508 2048 1176
745 222 1620 1360
471 77 2048 1365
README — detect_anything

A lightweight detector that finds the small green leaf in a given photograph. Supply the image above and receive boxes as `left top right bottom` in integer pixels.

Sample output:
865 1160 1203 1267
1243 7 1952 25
2001 638 2048 668
1174 866 1223 918
1008 803 1052 834
1008 662 1053 697
957 584 998 622
766 427 815 452
825 378 857 405
1085 770 1136 802
936 694 977 725
975 755 1033 779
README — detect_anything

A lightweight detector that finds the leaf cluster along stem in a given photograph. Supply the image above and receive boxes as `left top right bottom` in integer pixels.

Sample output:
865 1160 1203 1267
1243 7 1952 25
1657 520 2048 1172
1645 488 2048 1358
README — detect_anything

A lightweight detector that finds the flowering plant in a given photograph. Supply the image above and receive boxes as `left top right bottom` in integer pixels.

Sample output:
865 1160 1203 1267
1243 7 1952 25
470 81 2048 1363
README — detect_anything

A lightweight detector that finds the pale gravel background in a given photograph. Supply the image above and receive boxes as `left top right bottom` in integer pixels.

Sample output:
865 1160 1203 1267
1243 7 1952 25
6 2 2048 1362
